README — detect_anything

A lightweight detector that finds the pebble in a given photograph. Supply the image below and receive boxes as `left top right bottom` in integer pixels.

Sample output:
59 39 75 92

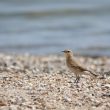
0 54 110 110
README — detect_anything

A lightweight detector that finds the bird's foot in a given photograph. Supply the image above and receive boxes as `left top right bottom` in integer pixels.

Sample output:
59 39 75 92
74 77 80 83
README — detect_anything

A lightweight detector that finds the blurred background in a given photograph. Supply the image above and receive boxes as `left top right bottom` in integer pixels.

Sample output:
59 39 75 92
0 0 110 56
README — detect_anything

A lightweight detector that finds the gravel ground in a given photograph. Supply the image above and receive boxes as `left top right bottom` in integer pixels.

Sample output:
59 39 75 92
0 54 110 110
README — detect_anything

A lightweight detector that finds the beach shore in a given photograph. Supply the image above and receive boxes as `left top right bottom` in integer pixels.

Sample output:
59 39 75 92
0 54 110 110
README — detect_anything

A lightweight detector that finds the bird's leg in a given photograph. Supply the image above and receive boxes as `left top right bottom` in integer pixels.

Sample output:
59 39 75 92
74 75 80 83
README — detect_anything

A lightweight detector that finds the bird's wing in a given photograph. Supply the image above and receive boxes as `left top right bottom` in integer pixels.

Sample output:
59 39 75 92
71 65 86 71
71 65 97 76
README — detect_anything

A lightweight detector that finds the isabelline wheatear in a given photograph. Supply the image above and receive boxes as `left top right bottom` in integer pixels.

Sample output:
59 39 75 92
62 49 97 83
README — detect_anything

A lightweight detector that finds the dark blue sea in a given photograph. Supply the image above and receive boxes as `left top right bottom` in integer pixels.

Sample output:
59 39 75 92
0 0 110 56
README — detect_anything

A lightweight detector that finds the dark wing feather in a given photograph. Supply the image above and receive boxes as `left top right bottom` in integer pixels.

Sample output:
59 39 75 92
71 65 97 76
71 65 86 71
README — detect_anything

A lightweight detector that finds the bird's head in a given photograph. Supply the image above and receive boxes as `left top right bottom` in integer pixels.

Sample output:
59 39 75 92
62 49 73 57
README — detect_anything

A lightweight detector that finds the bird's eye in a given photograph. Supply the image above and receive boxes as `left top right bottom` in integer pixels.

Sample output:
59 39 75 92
67 51 70 53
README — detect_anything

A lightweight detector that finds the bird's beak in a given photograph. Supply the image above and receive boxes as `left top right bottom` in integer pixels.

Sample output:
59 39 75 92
61 51 65 53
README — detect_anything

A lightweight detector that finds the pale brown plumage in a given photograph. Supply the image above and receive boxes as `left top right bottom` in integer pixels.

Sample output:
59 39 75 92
62 49 97 83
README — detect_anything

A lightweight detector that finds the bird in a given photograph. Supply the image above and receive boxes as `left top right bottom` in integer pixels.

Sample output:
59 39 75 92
62 49 97 83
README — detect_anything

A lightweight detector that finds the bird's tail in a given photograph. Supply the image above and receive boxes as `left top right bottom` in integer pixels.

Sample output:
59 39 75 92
86 70 98 77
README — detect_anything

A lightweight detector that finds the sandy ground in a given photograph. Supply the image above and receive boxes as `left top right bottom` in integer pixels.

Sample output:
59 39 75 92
0 54 110 110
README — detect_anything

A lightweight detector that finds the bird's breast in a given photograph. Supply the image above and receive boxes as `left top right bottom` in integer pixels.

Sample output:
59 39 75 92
66 60 76 71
